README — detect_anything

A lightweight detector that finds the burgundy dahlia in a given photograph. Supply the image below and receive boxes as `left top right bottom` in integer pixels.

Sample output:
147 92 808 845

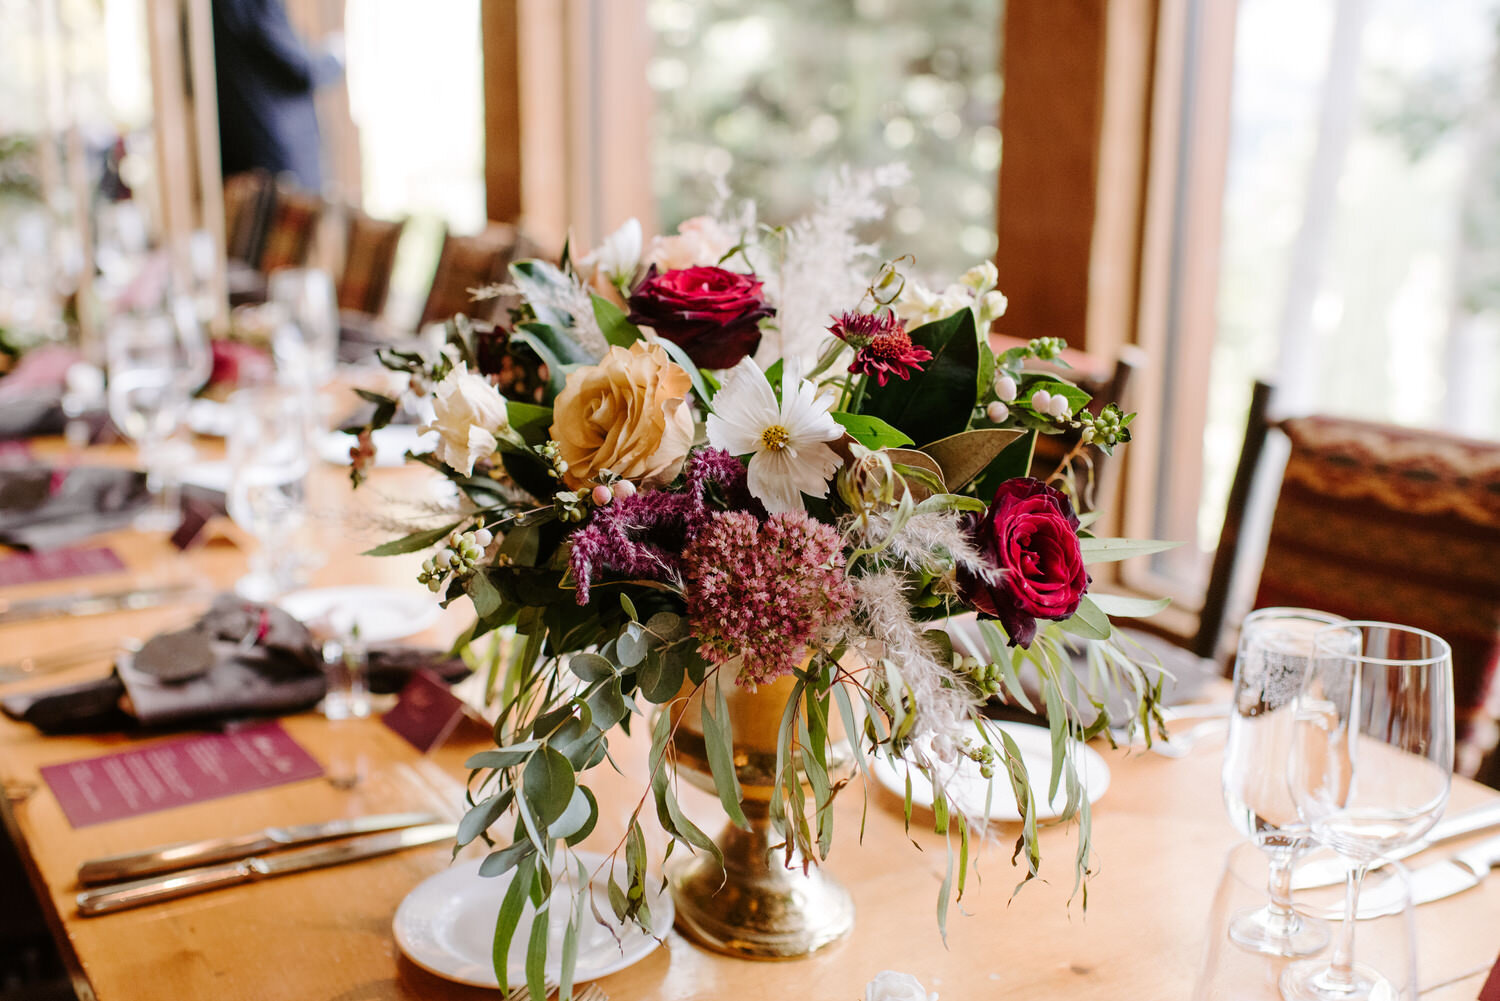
829 310 933 386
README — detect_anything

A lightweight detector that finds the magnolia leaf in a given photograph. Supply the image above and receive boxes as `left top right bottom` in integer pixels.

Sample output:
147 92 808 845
885 448 946 500
920 428 1025 493
972 429 1037 502
360 521 460 557
592 292 642 348
1077 537 1179 564
1088 593 1172 618
862 308 980 442
831 412 914 449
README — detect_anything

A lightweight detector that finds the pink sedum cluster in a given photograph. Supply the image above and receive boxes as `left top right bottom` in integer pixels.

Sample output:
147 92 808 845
682 510 855 687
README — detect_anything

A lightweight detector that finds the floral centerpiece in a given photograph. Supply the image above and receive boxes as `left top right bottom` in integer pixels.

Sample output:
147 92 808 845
352 168 1171 999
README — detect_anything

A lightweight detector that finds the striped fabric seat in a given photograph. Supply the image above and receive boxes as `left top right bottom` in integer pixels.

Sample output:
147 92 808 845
1252 415 1500 775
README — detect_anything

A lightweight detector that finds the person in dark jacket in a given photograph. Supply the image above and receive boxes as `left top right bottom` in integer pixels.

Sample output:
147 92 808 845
212 0 342 191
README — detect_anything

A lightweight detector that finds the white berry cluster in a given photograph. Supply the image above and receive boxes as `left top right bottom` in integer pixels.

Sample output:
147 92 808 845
417 526 494 593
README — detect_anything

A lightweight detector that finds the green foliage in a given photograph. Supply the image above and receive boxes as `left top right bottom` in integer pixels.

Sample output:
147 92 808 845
830 411 914 449
861 309 980 443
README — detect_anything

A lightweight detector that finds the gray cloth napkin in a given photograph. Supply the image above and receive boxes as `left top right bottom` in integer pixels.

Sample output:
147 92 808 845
0 466 150 550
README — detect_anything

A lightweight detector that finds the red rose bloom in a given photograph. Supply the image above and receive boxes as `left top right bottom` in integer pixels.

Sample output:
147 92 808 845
627 265 775 369
958 477 1090 647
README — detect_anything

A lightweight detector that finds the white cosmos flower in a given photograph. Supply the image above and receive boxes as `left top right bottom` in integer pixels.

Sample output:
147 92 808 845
705 358 845 514
580 218 642 286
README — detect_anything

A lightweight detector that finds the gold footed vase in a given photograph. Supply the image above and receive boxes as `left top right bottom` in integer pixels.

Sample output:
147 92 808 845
667 672 855 960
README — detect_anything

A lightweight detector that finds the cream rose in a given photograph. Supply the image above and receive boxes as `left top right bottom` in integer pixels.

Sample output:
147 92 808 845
549 341 695 489
419 364 514 476
648 215 737 271
865 970 937 1001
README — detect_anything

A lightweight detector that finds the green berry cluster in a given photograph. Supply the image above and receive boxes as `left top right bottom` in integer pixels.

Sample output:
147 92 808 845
962 656 1006 698
535 440 569 481
1074 403 1133 451
553 490 589 523
416 526 494 593
1028 337 1067 361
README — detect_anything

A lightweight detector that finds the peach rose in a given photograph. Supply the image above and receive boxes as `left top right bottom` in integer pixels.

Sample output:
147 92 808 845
648 216 737 271
549 341 695 489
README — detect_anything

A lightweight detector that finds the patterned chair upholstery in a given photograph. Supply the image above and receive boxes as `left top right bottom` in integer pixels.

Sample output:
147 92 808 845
257 184 324 275
418 224 536 329
337 209 406 317
1251 414 1500 775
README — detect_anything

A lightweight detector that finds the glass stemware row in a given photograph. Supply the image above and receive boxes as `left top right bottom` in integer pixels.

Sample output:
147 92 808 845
1220 609 1454 1001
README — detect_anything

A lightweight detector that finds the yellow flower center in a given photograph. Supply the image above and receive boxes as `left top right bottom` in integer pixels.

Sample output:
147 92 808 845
760 424 792 451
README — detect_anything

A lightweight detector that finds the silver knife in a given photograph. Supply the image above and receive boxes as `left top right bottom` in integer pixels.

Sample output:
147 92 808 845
77 811 443 885
0 583 209 626
1293 799 1500 890
76 822 457 916
1354 832 1500 919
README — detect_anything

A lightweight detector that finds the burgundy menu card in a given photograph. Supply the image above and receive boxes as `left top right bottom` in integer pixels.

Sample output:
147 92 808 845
381 671 469 753
0 546 125 588
1480 951 1500 1001
40 722 324 828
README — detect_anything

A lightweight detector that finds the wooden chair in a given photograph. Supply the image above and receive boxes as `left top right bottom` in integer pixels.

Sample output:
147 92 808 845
417 224 534 329
257 183 324 275
222 169 274 266
1198 380 1500 779
336 209 407 318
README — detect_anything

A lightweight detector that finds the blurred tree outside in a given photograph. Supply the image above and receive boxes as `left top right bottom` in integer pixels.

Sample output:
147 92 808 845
648 0 1003 282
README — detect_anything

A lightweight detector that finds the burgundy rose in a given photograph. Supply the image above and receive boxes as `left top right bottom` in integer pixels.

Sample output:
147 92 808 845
626 265 775 369
958 477 1090 648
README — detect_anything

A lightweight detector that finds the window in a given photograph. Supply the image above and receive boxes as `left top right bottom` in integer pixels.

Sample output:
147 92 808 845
647 0 1002 279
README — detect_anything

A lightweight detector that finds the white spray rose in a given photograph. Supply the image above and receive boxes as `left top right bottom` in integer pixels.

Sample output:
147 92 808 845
977 289 1009 325
648 215 738 271
893 283 974 327
420 364 515 476
581 218 643 286
865 970 938 1001
959 260 999 292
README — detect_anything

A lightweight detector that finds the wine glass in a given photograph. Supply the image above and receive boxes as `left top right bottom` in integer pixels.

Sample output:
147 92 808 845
1281 621 1454 1001
267 268 339 390
106 312 191 531
226 386 311 600
1221 607 1345 957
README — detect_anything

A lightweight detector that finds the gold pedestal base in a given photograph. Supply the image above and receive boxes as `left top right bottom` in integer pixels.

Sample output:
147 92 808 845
669 817 854 960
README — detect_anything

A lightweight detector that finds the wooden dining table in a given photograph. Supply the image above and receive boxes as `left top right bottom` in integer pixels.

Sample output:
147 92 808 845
1 436 1496 1001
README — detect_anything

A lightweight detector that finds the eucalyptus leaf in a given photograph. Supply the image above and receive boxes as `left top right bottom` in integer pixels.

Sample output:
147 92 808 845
592 292 642 348
469 570 503 619
479 838 533 877
564 786 599 847
457 789 514 847
1058 594 1112 640
547 784 595 840
492 854 535 992
360 521 460 557
1087 592 1172 618
1076 537 1179 564
568 652 614 682
522 746 577 826
701 677 749 830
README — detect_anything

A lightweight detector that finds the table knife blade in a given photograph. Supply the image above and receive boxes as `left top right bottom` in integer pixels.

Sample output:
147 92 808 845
1408 832 1500 906
77 811 443 885
1294 799 1500 890
76 822 456 916
0 583 208 626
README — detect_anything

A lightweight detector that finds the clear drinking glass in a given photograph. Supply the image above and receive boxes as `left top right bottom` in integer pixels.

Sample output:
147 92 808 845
1221 607 1345 957
1281 622 1454 1001
1193 841 1419 1001
226 386 311 600
267 268 339 390
106 312 191 531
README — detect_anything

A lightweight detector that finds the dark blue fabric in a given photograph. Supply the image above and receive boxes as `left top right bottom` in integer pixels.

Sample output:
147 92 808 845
212 0 339 191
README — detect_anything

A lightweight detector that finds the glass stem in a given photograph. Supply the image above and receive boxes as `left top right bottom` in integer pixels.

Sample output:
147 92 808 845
1323 863 1368 991
1264 844 1300 936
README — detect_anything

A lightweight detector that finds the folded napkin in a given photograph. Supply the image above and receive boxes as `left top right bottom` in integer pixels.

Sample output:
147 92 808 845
1 594 472 735
0 466 151 550
0 345 99 440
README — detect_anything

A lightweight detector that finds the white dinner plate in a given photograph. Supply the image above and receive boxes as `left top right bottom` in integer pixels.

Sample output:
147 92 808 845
316 425 436 468
393 852 672 989
276 586 441 644
869 720 1110 822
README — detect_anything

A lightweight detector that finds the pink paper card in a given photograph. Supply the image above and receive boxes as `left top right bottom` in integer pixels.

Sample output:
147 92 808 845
0 546 125 588
40 722 324 828
381 671 469 753
0 440 33 466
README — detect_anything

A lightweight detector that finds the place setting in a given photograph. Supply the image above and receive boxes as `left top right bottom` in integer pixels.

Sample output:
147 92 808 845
6 6 1500 999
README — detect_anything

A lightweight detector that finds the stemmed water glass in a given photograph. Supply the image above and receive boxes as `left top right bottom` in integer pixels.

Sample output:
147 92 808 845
226 386 311 600
1220 607 1345 957
267 268 339 391
106 312 194 531
1281 621 1454 1001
